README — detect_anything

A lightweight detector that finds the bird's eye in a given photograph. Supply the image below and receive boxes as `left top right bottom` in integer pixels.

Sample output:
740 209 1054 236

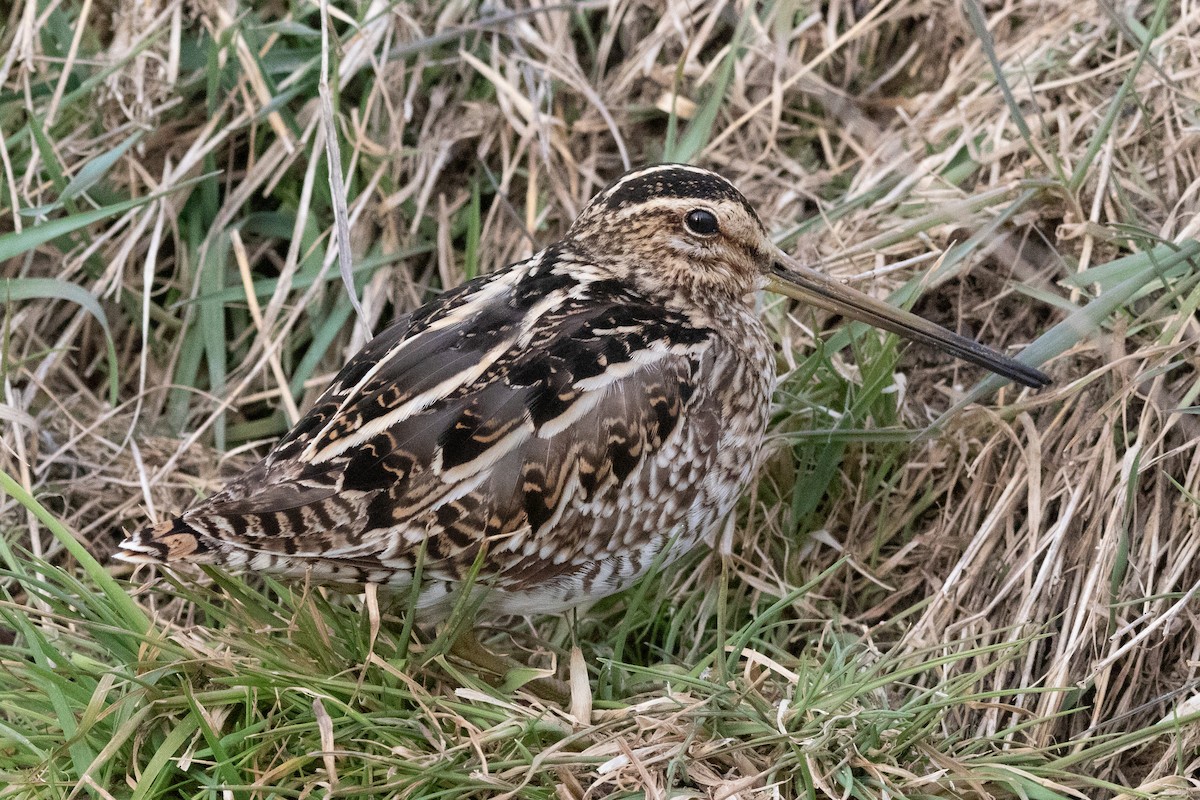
684 208 720 237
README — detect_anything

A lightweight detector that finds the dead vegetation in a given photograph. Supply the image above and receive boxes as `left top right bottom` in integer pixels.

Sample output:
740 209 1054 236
1 0 1198 797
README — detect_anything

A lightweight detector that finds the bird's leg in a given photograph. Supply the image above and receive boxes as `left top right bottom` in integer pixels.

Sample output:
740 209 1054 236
448 628 571 703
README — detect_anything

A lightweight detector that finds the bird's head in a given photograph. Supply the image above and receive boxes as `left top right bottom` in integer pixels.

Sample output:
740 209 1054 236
566 163 774 303
566 164 1049 388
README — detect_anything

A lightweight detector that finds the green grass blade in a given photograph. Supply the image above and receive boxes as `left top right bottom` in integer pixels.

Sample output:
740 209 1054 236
0 173 213 261
963 0 1062 183
198 237 230 451
1 277 120 401
1068 0 1170 193
128 714 198 800
662 11 750 163
2 607 97 780
929 238 1200 427
60 130 145 204
0 467 149 634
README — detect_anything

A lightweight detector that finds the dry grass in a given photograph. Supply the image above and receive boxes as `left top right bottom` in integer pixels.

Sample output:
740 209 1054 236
2 0 1199 797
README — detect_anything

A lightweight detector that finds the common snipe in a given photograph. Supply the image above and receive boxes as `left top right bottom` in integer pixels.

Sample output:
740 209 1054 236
120 165 1048 621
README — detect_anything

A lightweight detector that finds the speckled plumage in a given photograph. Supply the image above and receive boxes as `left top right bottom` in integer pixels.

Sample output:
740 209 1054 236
120 165 1048 618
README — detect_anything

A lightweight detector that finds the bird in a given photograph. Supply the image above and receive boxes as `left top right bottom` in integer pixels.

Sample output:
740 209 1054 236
119 164 1048 663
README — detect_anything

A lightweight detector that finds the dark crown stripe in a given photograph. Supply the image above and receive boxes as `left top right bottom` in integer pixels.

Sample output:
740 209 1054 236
598 164 761 225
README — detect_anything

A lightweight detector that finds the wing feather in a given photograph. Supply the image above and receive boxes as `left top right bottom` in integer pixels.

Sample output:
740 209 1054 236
120 263 728 608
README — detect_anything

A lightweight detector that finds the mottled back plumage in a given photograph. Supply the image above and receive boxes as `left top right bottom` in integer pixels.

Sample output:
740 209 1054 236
122 166 778 616
120 164 1048 618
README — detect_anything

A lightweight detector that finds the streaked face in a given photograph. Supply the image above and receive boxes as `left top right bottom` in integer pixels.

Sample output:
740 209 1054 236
567 165 774 294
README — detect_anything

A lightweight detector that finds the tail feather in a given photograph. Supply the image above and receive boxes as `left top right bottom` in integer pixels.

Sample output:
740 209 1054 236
116 517 213 565
117 513 402 588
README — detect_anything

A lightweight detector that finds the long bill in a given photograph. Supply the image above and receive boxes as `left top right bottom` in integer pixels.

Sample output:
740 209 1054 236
767 252 1051 389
